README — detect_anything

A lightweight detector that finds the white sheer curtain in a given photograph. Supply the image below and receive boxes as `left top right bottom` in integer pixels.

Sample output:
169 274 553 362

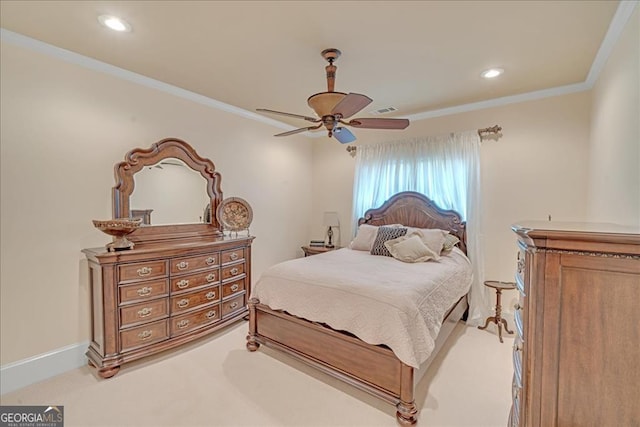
351 130 490 326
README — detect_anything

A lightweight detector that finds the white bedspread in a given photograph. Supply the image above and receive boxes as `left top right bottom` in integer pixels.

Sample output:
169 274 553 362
252 248 473 368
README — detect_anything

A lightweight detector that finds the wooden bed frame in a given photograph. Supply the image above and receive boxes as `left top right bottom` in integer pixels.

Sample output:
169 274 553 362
246 191 468 425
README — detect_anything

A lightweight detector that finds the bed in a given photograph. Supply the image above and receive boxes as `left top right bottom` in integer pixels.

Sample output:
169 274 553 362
246 191 471 425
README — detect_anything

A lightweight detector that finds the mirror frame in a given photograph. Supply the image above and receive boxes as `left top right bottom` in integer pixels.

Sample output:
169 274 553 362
112 138 223 243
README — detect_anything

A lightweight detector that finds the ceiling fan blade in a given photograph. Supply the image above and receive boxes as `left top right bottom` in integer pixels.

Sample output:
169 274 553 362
331 93 373 119
257 109 319 123
348 118 410 129
274 124 323 137
333 127 357 144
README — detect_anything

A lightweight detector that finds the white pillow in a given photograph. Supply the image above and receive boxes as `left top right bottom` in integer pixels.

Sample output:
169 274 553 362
349 224 379 251
384 234 440 263
408 229 448 255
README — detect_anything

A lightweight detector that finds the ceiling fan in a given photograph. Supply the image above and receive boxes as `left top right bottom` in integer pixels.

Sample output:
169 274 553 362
257 48 410 144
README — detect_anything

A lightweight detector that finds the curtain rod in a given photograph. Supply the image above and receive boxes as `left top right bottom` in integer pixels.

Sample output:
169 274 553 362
345 124 502 157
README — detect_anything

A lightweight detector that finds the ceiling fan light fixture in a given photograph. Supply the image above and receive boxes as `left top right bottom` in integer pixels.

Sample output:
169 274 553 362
98 15 132 32
481 68 504 79
307 92 347 117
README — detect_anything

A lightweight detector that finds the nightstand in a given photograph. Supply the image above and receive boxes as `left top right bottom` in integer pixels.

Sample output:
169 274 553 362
301 246 338 257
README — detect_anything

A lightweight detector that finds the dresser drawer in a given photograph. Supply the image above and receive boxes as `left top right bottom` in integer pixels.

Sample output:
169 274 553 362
170 285 220 314
170 304 221 336
120 299 169 328
120 319 168 352
170 252 219 275
222 248 244 264
221 294 245 318
119 278 169 304
118 260 168 283
222 263 245 282
171 269 220 293
222 278 245 299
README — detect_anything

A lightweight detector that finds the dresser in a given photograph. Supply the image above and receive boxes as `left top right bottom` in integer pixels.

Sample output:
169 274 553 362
83 237 253 378
510 222 640 427
85 137 255 378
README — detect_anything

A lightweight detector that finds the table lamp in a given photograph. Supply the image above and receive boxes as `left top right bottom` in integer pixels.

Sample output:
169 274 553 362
323 212 340 248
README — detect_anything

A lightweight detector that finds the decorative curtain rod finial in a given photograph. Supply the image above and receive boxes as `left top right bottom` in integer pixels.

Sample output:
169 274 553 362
477 125 502 137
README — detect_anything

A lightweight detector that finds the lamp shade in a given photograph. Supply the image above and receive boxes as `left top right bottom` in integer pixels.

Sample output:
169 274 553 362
323 212 340 227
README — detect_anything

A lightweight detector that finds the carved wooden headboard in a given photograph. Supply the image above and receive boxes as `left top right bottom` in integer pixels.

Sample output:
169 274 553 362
358 191 467 254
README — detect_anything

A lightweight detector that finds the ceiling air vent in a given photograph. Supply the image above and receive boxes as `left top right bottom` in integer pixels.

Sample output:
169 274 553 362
370 106 398 115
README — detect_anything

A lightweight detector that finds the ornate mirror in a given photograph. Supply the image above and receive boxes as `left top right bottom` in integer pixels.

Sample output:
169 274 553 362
113 138 223 243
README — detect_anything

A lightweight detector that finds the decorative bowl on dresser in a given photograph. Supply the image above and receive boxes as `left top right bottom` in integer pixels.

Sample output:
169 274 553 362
83 138 254 378
511 221 639 427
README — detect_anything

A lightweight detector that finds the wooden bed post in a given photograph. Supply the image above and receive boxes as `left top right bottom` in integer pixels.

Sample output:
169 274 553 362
246 297 260 351
397 363 418 425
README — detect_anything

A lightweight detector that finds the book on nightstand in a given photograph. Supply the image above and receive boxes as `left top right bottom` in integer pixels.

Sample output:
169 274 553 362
309 240 325 247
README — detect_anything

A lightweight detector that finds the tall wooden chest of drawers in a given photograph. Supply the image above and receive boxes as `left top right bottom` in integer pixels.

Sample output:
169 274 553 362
83 236 253 378
510 222 639 427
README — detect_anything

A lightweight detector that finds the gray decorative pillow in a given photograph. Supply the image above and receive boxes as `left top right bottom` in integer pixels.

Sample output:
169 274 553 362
370 226 408 257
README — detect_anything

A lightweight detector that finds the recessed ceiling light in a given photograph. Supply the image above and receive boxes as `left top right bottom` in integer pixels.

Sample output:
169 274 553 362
481 68 504 79
98 15 131 32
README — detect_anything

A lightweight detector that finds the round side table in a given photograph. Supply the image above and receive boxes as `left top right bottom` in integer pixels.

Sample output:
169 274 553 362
478 280 516 343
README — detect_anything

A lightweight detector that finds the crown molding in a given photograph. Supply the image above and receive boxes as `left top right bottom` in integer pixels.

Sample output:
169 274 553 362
0 28 292 133
1 0 636 133
585 0 638 86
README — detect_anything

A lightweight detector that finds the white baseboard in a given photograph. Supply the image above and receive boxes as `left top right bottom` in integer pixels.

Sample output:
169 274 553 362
0 341 88 395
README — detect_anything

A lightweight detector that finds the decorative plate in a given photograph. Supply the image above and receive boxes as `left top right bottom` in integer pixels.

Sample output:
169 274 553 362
216 197 253 232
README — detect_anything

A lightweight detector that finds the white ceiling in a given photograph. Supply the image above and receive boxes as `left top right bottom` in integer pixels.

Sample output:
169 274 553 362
0 1 626 131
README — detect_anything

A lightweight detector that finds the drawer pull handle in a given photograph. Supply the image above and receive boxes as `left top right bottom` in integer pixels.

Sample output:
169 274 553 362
206 291 216 300
230 267 239 276
177 279 190 289
137 286 152 296
138 330 153 340
177 319 190 329
137 307 152 318
230 284 239 292
230 252 239 261
176 261 189 271
206 310 217 319
137 267 152 277
206 256 216 265
177 299 190 308
206 273 216 282
229 302 239 309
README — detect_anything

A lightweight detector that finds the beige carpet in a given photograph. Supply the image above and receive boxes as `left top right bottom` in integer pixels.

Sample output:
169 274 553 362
0 320 514 426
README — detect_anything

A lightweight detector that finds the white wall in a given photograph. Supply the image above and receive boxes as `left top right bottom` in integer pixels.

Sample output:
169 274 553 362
588 7 640 227
0 41 313 365
312 92 592 285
